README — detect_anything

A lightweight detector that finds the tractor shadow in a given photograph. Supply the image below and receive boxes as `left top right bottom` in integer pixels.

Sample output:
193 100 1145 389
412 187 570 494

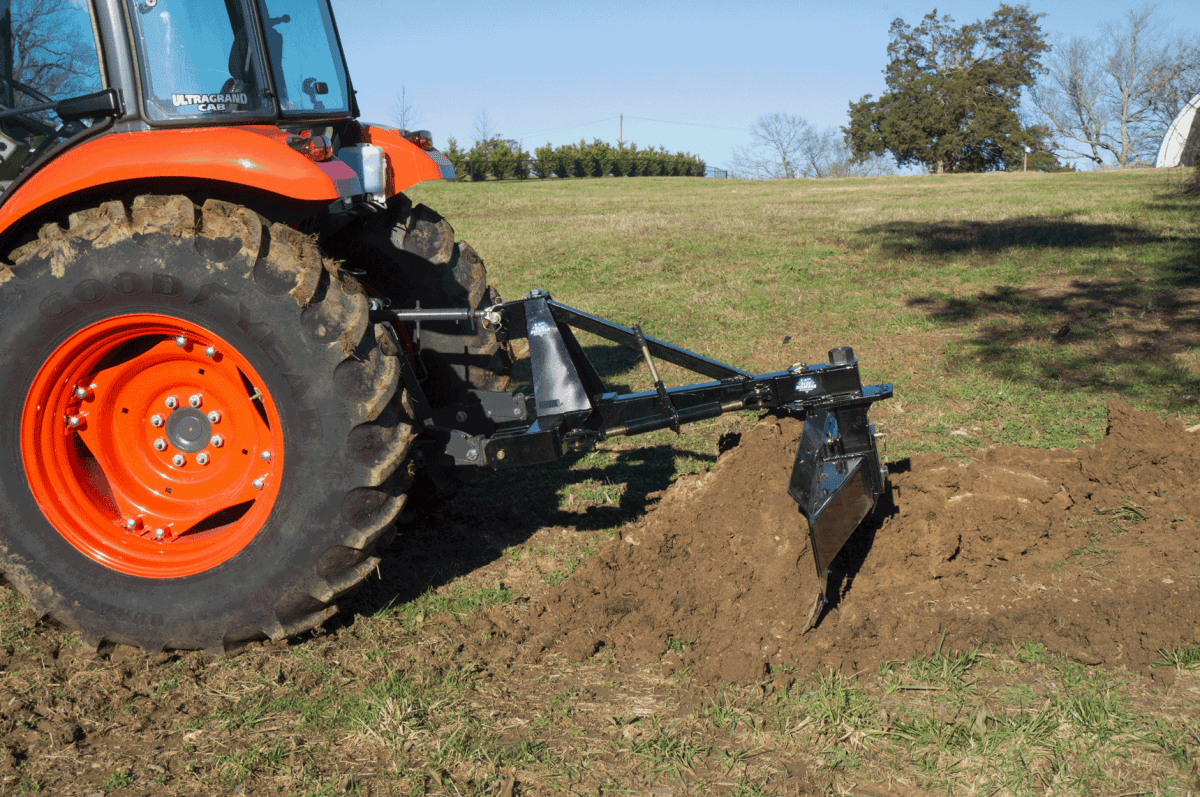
335 342 721 626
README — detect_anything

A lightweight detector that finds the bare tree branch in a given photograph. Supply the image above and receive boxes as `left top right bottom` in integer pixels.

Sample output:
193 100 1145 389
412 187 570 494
731 113 893 179
6 0 98 102
1031 6 1200 168
391 86 415 131
472 108 496 146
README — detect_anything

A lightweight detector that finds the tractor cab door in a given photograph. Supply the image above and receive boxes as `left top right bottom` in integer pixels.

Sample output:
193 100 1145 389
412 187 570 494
252 0 353 118
0 1 103 185
125 0 353 125
125 0 275 123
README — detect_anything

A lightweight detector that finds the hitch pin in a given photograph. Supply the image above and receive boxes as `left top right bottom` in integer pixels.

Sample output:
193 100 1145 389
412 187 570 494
632 323 681 434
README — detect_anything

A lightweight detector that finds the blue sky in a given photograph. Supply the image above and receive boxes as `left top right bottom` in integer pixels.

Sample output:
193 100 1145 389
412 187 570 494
330 1 1200 171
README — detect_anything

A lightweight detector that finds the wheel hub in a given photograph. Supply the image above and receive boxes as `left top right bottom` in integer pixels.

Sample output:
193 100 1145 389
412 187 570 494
164 407 212 453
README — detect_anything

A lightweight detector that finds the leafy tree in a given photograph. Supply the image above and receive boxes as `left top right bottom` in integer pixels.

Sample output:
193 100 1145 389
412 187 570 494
442 137 467 179
531 143 558 178
846 4 1049 173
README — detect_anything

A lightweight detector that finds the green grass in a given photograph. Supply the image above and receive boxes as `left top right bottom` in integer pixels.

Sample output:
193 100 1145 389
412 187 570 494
409 169 1200 464
3 169 1198 797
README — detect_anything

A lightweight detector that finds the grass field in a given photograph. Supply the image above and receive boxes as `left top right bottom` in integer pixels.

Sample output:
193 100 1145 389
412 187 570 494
411 167 1200 455
2 168 1198 796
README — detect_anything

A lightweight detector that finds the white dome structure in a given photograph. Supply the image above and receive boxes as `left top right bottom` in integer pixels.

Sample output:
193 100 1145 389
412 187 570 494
1156 93 1200 168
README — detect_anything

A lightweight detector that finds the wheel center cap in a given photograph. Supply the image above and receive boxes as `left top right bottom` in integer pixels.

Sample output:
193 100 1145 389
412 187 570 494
165 408 212 453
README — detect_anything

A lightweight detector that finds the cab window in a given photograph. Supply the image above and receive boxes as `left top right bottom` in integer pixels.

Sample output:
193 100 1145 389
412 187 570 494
125 0 272 121
0 0 104 180
254 0 350 117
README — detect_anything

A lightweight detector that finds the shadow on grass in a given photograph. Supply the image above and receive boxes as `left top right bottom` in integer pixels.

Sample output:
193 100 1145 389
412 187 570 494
862 216 1163 260
342 439 717 626
870 214 1200 403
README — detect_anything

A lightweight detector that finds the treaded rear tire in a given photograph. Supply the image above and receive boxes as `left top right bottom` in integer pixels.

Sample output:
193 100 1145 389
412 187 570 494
0 195 413 653
324 193 513 405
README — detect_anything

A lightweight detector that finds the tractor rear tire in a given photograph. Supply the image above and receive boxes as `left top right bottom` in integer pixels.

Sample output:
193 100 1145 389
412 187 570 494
0 196 413 653
324 193 513 406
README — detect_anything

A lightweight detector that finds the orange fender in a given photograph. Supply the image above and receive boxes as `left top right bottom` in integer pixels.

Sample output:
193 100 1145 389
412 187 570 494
362 125 448 194
0 126 348 241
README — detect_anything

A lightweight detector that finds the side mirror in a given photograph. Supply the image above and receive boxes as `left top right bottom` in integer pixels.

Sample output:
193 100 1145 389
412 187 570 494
56 89 123 123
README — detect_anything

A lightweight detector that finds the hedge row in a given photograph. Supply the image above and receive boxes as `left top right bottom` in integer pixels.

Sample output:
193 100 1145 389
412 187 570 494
441 137 707 180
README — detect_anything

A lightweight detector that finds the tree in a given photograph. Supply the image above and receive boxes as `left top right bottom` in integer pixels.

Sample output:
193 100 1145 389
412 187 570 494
730 113 812 179
5 0 99 102
391 86 415 131
1031 6 1200 168
731 113 893 179
472 108 497 145
846 4 1049 173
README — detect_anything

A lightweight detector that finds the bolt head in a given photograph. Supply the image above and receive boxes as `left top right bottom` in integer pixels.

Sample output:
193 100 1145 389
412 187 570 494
125 518 137 530
207 411 221 423
74 386 88 400
466 448 479 461
189 394 202 408
154 528 165 539
196 452 209 465
154 438 167 451
150 414 164 427
204 345 216 358
165 397 178 409
172 454 185 467
211 435 224 448
252 477 265 490
66 415 80 428
456 411 468 424
175 336 187 348
260 450 271 461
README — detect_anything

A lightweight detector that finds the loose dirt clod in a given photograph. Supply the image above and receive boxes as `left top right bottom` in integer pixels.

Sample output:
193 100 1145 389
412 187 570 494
498 401 1200 684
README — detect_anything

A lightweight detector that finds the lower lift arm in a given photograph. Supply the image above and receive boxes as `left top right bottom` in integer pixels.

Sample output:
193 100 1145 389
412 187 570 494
371 291 893 628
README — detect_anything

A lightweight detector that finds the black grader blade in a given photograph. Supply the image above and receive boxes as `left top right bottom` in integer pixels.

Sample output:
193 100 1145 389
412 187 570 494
372 291 892 630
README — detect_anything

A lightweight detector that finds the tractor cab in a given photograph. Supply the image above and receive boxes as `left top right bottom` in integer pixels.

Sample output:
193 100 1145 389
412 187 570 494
126 0 354 124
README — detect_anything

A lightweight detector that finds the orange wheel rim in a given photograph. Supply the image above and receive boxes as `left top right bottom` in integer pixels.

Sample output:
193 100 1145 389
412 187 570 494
21 314 285 578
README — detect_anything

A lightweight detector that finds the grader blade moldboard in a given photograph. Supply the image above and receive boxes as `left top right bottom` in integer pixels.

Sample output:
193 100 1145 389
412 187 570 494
788 401 888 630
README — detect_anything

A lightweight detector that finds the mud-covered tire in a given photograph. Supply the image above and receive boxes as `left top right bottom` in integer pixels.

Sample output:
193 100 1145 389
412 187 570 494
0 196 413 653
324 193 512 405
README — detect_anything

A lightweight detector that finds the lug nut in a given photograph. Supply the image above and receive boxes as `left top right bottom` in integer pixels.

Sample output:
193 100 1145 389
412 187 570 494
165 396 178 409
154 528 165 539
204 345 217 358
260 450 271 461
74 386 88 400
154 438 167 451
125 518 138 530
211 435 224 448
252 477 265 490
189 394 202 408
175 336 187 348
172 454 185 467
66 415 81 428
150 414 164 427
196 452 209 465
207 411 221 423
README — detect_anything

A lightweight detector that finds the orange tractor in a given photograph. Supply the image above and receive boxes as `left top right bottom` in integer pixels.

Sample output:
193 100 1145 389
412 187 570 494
0 0 891 654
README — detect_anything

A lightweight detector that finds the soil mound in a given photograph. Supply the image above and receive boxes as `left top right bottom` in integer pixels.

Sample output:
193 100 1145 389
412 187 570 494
491 401 1200 684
